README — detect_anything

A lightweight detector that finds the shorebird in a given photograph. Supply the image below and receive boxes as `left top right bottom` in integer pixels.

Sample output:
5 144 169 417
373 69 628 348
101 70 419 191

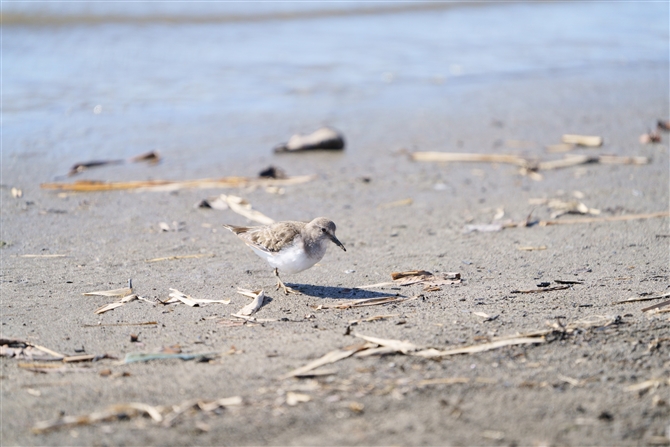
223 217 346 294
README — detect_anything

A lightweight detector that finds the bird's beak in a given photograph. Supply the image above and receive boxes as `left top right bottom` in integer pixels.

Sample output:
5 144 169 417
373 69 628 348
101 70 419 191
329 234 346 252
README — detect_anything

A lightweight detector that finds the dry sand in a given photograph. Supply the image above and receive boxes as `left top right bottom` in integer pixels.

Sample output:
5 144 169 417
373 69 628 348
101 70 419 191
2 67 669 446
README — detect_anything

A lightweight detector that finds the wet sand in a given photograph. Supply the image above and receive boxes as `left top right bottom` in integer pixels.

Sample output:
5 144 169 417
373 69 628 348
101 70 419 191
2 56 670 446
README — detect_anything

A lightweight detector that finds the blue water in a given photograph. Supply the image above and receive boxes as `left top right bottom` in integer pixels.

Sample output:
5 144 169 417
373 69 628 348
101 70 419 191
2 1 668 173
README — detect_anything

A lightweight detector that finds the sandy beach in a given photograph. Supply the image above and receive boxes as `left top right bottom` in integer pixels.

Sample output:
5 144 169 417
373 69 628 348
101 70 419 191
2 2 669 446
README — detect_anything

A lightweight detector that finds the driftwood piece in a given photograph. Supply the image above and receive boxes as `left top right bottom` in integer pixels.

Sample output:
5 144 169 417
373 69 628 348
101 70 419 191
561 134 603 147
274 127 345 153
41 175 315 192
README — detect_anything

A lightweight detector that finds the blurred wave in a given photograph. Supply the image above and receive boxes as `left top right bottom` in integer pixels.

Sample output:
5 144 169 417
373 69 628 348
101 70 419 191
3 0 667 170
3 1 480 26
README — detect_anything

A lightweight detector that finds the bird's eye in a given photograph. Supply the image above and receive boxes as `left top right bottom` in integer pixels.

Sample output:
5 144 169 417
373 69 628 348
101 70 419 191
321 228 326 233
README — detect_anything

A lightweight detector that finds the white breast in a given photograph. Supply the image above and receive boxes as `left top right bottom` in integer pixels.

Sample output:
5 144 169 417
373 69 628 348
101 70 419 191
249 237 326 275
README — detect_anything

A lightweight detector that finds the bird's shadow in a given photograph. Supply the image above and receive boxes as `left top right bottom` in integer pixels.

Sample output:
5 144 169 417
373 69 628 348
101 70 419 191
284 283 401 300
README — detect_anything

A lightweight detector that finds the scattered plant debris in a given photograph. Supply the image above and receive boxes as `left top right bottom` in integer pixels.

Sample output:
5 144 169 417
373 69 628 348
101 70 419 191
511 285 571 294
41 175 315 192
122 350 229 364
146 253 215 263
31 396 242 433
83 281 133 297
641 299 670 313
285 392 311 406
1 338 64 361
95 294 139 314
624 378 670 393
314 296 415 310
640 130 662 144
233 289 267 316
280 315 620 378
67 151 161 176
280 344 367 379
67 159 124 176
466 210 668 233
82 321 157 328
198 194 275 225
613 292 670 305
411 152 648 176
358 271 461 289
378 198 413 209
165 288 231 307
561 134 603 147
129 150 161 164
17 254 67 258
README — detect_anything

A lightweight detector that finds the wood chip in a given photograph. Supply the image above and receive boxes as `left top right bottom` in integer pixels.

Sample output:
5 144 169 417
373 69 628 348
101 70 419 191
640 131 661 144
32 402 163 433
613 292 670 305
464 223 504 233
145 253 215 262
18 254 67 258
84 286 133 297
625 378 669 392
549 314 620 331
32 395 242 433
285 392 311 406
412 150 648 174
129 150 161 164
354 334 421 354
517 246 547 251
122 351 224 364
429 339 524 357
411 152 527 166
83 321 158 328
545 143 575 153
235 289 266 316
352 333 545 358
418 377 470 386
561 134 603 147
390 270 433 280
348 314 399 324
315 296 411 309
391 271 461 287
1 339 65 361
465 210 668 234
415 337 545 358
547 199 600 218
41 175 315 192
377 198 413 209
641 299 670 313
280 344 366 379
204 194 275 225
162 396 242 427
537 155 598 170
540 211 668 226
67 159 124 176
511 285 570 294
166 289 230 306
95 294 138 314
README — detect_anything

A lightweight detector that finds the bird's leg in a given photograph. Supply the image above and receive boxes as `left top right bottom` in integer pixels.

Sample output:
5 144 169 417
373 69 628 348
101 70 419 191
274 268 299 295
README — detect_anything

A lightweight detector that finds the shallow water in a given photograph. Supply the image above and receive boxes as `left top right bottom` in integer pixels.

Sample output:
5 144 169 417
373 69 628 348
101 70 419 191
3 1 668 177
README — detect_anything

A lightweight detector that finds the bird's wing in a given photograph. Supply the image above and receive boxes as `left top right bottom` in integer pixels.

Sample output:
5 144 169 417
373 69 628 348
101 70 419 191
241 221 305 253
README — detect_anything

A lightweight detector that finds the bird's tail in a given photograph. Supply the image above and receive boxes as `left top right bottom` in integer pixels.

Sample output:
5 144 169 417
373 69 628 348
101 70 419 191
222 224 249 235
